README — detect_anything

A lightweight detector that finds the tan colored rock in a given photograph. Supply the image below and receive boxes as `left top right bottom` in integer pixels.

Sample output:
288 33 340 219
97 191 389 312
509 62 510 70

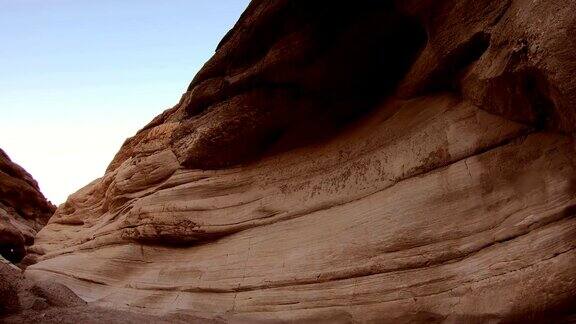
0 261 223 323
24 0 576 322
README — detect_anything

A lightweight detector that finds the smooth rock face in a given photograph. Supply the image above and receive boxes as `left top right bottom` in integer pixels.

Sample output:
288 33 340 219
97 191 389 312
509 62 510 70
0 149 55 263
26 0 576 323
0 262 223 324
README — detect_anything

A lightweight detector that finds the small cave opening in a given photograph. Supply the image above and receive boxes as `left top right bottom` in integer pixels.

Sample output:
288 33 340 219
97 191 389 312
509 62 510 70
0 244 25 264
0 227 26 264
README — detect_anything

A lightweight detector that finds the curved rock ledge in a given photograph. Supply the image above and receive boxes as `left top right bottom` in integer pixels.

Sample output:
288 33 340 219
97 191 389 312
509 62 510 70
24 0 576 322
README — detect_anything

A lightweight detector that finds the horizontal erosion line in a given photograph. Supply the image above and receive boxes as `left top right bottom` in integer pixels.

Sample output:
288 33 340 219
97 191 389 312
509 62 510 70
36 127 535 262
30 212 576 296
122 127 536 236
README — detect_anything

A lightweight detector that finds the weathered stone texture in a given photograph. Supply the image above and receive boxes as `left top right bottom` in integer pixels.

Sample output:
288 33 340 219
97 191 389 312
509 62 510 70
23 0 576 322
0 149 55 264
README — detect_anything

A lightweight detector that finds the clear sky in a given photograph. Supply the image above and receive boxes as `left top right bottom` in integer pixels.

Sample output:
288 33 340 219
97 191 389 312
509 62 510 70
0 0 249 205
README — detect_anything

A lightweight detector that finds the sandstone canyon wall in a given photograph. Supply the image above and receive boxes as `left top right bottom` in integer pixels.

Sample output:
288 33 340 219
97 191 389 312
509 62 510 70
24 0 576 323
0 149 55 264
0 262 223 323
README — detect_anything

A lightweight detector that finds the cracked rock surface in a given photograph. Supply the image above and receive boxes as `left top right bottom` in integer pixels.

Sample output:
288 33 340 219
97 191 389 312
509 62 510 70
21 0 576 322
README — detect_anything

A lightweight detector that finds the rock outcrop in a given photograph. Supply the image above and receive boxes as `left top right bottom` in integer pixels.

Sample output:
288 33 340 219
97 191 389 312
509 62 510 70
25 0 576 322
0 261 223 323
0 149 55 264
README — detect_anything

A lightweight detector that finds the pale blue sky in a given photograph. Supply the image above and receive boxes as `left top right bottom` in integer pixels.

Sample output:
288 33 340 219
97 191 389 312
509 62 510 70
0 0 249 204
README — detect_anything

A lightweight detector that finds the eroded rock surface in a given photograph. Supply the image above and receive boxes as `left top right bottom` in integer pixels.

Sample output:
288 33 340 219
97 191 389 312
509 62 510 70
0 262 223 323
25 0 576 323
0 149 55 264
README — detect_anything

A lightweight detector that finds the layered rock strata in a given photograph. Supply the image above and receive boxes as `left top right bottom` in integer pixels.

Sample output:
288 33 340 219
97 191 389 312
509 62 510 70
26 0 576 322
0 262 223 323
0 149 55 264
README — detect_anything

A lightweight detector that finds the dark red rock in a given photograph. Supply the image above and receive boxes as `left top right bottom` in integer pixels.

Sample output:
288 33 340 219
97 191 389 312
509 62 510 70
0 149 55 263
